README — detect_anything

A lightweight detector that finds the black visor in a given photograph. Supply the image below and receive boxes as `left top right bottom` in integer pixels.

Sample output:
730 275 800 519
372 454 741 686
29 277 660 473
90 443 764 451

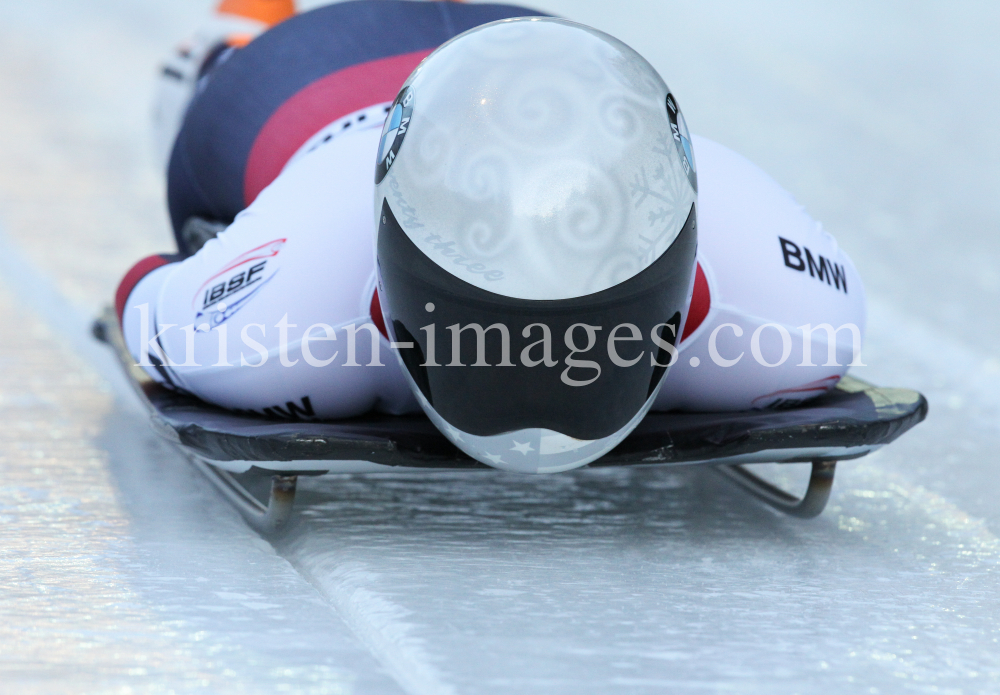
376 199 697 440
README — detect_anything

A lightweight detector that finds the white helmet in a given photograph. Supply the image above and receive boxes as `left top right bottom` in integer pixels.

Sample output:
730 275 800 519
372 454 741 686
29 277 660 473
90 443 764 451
374 18 698 473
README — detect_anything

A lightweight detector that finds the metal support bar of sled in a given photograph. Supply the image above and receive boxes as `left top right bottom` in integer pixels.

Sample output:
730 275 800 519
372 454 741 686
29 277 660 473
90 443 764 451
191 458 297 534
715 460 837 519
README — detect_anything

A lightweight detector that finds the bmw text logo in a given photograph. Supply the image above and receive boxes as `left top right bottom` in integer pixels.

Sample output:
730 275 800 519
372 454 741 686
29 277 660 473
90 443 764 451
375 86 414 184
666 93 697 193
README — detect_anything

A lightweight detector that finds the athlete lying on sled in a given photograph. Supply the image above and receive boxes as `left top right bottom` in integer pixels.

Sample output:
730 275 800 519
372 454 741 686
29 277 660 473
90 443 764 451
116 0 867 474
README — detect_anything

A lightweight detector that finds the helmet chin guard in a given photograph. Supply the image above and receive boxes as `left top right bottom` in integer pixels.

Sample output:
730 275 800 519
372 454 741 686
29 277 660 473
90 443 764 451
406 368 666 475
374 17 698 472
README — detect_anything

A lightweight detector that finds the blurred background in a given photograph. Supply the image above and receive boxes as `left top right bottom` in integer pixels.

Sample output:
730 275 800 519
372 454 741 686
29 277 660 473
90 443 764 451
0 1 998 693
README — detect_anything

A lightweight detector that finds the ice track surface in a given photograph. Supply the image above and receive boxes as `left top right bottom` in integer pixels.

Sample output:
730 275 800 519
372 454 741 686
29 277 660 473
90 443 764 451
1 1 999 693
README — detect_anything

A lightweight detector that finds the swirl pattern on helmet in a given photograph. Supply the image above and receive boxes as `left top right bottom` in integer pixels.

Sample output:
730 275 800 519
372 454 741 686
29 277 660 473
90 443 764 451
377 18 696 301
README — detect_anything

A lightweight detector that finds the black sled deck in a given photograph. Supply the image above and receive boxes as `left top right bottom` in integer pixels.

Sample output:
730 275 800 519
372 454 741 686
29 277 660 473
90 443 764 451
94 308 926 530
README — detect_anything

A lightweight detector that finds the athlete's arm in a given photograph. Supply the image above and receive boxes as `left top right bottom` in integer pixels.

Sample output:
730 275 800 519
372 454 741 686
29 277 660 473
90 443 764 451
118 127 417 419
654 135 866 412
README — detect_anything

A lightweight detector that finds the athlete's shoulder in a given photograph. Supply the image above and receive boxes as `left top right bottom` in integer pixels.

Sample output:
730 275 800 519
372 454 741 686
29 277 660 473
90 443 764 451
297 0 548 24
251 1 548 60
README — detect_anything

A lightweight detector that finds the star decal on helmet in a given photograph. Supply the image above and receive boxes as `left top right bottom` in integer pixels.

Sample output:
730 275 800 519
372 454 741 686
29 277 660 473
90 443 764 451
511 441 535 455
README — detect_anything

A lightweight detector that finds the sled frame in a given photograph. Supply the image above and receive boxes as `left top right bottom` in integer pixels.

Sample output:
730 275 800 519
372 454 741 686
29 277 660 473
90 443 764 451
716 460 837 519
190 458 298 534
187 459 840 531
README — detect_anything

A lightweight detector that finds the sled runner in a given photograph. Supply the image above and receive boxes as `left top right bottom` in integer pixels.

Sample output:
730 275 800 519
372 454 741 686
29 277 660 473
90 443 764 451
93 308 927 532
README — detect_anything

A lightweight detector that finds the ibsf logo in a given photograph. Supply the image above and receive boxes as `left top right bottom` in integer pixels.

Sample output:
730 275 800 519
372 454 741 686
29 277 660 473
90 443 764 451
375 86 413 184
192 238 285 329
666 93 697 193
